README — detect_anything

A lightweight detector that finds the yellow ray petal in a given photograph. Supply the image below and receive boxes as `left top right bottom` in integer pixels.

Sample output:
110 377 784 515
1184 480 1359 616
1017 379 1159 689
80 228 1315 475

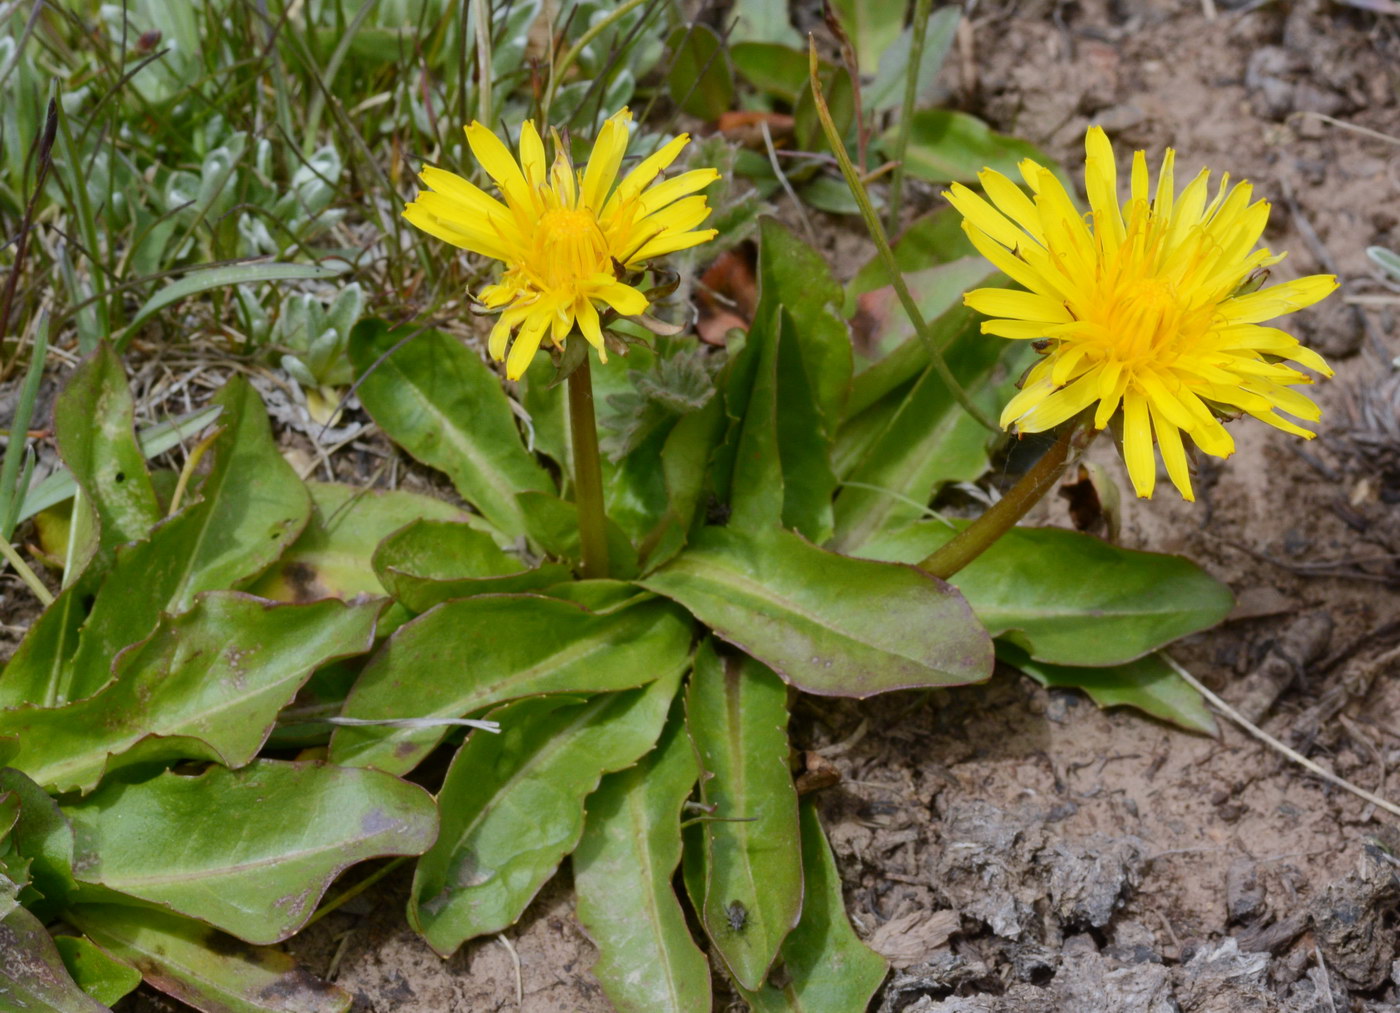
577 296 605 351
1217 274 1339 324
639 169 721 217
961 224 1065 300
581 108 632 212
1189 418 1234 458
964 289 1071 322
591 279 649 316
465 121 532 208
1121 392 1155 498
402 202 511 260
1000 375 1058 429
1150 402 1194 501
981 319 1056 339
505 312 551 380
944 183 1031 252
1084 126 1125 249
604 134 689 215
1017 371 1101 431
518 121 547 187
1130 150 1148 208
630 225 718 263
1153 147 1176 221
978 168 1045 244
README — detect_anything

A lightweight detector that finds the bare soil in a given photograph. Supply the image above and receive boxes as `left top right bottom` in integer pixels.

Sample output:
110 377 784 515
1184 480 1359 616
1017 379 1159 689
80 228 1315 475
115 0 1400 1010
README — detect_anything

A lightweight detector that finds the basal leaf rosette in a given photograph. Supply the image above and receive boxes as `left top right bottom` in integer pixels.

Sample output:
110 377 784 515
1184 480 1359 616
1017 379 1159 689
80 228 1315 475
404 108 720 379
945 126 1337 501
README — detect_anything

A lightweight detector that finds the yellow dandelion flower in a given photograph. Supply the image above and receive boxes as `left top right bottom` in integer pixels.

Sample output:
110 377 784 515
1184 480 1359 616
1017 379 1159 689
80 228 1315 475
403 108 720 380
945 127 1338 501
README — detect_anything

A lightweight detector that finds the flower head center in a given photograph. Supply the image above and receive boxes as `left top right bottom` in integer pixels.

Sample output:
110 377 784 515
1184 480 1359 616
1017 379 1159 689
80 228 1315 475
531 208 611 290
1085 207 1215 369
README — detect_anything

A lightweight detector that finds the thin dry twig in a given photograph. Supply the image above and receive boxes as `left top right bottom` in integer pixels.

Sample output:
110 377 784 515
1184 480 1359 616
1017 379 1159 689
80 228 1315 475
1164 655 1400 821
497 933 523 1007
759 119 818 249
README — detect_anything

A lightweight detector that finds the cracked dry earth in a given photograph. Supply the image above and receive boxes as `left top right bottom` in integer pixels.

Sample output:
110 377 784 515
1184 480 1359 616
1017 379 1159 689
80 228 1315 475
111 0 1400 1010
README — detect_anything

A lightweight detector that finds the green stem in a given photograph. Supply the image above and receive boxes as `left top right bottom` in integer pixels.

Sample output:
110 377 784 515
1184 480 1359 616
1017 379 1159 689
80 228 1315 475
886 0 933 233
568 358 610 580
303 856 409 929
474 0 493 125
0 540 52 607
805 39 998 434
543 0 649 123
920 426 1091 579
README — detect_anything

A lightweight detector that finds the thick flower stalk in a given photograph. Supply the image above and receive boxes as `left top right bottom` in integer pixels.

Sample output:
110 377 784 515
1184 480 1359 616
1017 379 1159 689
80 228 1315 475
945 127 1337 501
403 108 720 379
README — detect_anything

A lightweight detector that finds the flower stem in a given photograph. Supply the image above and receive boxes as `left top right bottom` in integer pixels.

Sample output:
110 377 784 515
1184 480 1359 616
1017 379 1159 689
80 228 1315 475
920 426 1091 580
886 0 933 234
806 38 998 434
568 358 610 580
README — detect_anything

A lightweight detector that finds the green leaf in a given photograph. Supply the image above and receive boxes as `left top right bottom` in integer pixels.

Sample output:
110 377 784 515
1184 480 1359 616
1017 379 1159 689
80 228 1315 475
0 767 76 911
716 220 850 542
831 314 1022 553
1001 644 1218 735
846 256 995 365
0 904 109 1012
372 519 571 614
53 344 161 568
654 397 726 568
731 43 808 102
16 404 223 528
881 110 1057 184
248 482 468 603
121 262 347 339
642 525 992 697
836 304 981 482
667 24 733 121
64 761 436 944
864 6 961 111
1366 245 1400 282
539 578 656 615
59 377 312 703
54 935 142 1007
795 66 855 154
410 665 684 955
767 240 849 539
69 904 351 1013
860 522 1236 667
829 0 904 71
0 348 171 710
0 866 16 921
0 796 24 909
798 176 869 216
518 353 570 470
684 644 801 990
848 212 980 310
0 593 381 793
757 218 851 421
517 490 641 580
736 802 889 1011
574 704 710 1013
728 0 802 47
331 596 694 774
348 320 552 539
724 308 786 534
